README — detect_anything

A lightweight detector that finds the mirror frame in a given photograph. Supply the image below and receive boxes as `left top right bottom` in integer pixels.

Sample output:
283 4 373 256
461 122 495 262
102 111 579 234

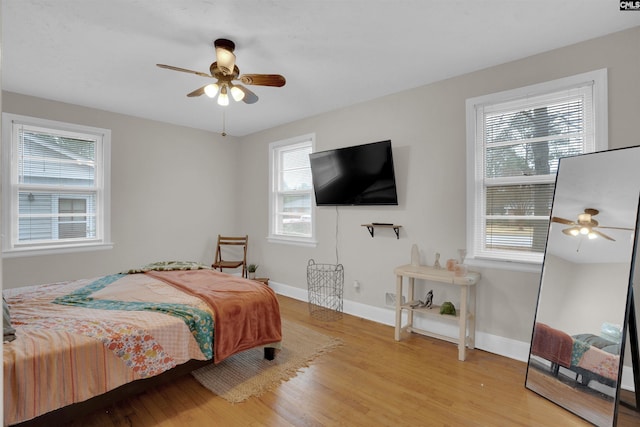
525 146 640 426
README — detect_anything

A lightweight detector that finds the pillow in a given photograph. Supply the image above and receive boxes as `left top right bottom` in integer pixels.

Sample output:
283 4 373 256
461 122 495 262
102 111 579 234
123 260 211 274
3 297 16 342
600 322 622 343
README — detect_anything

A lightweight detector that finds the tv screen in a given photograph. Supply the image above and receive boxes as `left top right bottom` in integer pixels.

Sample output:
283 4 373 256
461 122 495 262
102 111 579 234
309 140 398 206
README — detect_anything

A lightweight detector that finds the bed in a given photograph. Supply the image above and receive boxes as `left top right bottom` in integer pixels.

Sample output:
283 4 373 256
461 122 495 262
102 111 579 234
530 322 621 388
3 261 282 426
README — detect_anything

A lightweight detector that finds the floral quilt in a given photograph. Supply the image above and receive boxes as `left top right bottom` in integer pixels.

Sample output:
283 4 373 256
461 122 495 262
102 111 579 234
53 273 214 361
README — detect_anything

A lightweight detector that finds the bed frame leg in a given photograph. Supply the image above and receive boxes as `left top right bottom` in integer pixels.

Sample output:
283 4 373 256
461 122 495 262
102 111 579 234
264 347 276 360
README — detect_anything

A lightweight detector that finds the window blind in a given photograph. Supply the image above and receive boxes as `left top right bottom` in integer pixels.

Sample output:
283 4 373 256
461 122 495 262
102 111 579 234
271 138 314 240
474 84 595 262
5 118 107 250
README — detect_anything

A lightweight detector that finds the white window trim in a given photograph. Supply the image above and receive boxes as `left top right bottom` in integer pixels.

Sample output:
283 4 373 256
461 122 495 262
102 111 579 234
267 133 317 247
2 113 113 257
465 69 608 272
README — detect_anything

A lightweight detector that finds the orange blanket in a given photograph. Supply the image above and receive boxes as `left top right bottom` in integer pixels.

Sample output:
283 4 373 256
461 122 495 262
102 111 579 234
145 269 282 363
531 322 572 368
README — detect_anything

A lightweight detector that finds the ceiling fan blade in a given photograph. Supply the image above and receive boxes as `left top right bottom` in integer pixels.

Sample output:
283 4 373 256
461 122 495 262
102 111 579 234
551 216 575 225
157 64 212 79
239 74 286 87
592 229 615 241
186 85 208 97
234 84 259 104
597 225 634 231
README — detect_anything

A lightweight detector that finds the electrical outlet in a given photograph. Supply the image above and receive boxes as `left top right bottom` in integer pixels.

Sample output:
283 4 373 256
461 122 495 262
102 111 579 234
385 292 405 307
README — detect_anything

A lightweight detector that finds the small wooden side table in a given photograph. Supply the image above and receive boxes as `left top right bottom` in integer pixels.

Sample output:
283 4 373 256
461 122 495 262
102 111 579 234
393 264 480 361
253 277 269 286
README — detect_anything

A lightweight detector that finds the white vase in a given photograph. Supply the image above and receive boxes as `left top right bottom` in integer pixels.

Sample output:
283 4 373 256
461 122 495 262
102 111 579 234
411 244 420 266
248 272 256 279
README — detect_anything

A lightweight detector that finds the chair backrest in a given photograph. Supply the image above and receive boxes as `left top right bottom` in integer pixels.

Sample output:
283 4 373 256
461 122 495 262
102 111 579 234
213 235 248 276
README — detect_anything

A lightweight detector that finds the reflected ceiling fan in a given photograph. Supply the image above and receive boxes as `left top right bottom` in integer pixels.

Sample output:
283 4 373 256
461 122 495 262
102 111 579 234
551 208 633 241
157 38 286 106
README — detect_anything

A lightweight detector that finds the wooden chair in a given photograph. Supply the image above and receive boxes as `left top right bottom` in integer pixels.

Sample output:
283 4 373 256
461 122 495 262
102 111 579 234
212 235 248 277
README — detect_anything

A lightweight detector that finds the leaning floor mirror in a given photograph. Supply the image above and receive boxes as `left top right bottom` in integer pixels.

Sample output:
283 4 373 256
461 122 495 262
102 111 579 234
525 146 640 426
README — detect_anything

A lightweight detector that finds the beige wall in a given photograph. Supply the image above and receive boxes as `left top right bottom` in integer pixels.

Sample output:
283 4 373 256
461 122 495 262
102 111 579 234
238 26 640 346
2 93 241 287
538 255 629 337
2 27 639 360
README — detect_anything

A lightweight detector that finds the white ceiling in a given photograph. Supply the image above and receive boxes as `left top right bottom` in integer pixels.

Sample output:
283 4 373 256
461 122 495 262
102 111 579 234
2 1 639 137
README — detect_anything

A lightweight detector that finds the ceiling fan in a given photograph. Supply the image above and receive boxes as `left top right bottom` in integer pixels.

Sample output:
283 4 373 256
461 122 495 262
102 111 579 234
157 38 286 106
551 208 633 241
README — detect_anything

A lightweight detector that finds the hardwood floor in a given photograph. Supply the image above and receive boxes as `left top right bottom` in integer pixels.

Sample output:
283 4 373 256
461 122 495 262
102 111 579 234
64 295 639 427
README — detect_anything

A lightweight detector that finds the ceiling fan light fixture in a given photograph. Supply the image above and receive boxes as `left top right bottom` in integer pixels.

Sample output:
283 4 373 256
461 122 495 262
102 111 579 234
230 85 245 102
569 228 580 236
217 86 229 106
580 226 590 235
578 213 591 223
588 232 598 239
204 83 219 98
159 37 284 108
215 47 236 75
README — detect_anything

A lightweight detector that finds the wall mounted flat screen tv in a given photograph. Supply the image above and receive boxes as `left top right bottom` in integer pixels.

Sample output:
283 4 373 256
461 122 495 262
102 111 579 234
309 140 398 206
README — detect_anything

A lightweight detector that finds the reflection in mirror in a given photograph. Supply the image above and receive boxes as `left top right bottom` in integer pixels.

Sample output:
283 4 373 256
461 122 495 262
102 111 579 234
525 146 640 426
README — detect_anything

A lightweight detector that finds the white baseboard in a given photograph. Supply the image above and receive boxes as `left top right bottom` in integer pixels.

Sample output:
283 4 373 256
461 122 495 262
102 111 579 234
269 280 635 392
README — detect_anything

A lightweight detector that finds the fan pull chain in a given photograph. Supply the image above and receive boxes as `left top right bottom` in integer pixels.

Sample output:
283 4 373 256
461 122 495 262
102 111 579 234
221 110 227 137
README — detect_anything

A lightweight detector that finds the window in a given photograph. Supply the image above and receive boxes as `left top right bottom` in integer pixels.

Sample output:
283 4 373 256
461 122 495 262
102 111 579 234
466 70 607 268
58 198 88 239
2 113 112 256
268 134 316 246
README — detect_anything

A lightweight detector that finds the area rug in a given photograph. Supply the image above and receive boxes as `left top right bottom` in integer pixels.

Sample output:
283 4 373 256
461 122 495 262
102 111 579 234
191 319 343 403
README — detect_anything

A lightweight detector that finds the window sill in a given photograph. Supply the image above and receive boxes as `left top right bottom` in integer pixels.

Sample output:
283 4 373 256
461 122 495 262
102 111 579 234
267 235 317 248
3 242 114 258
465 257 542 274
